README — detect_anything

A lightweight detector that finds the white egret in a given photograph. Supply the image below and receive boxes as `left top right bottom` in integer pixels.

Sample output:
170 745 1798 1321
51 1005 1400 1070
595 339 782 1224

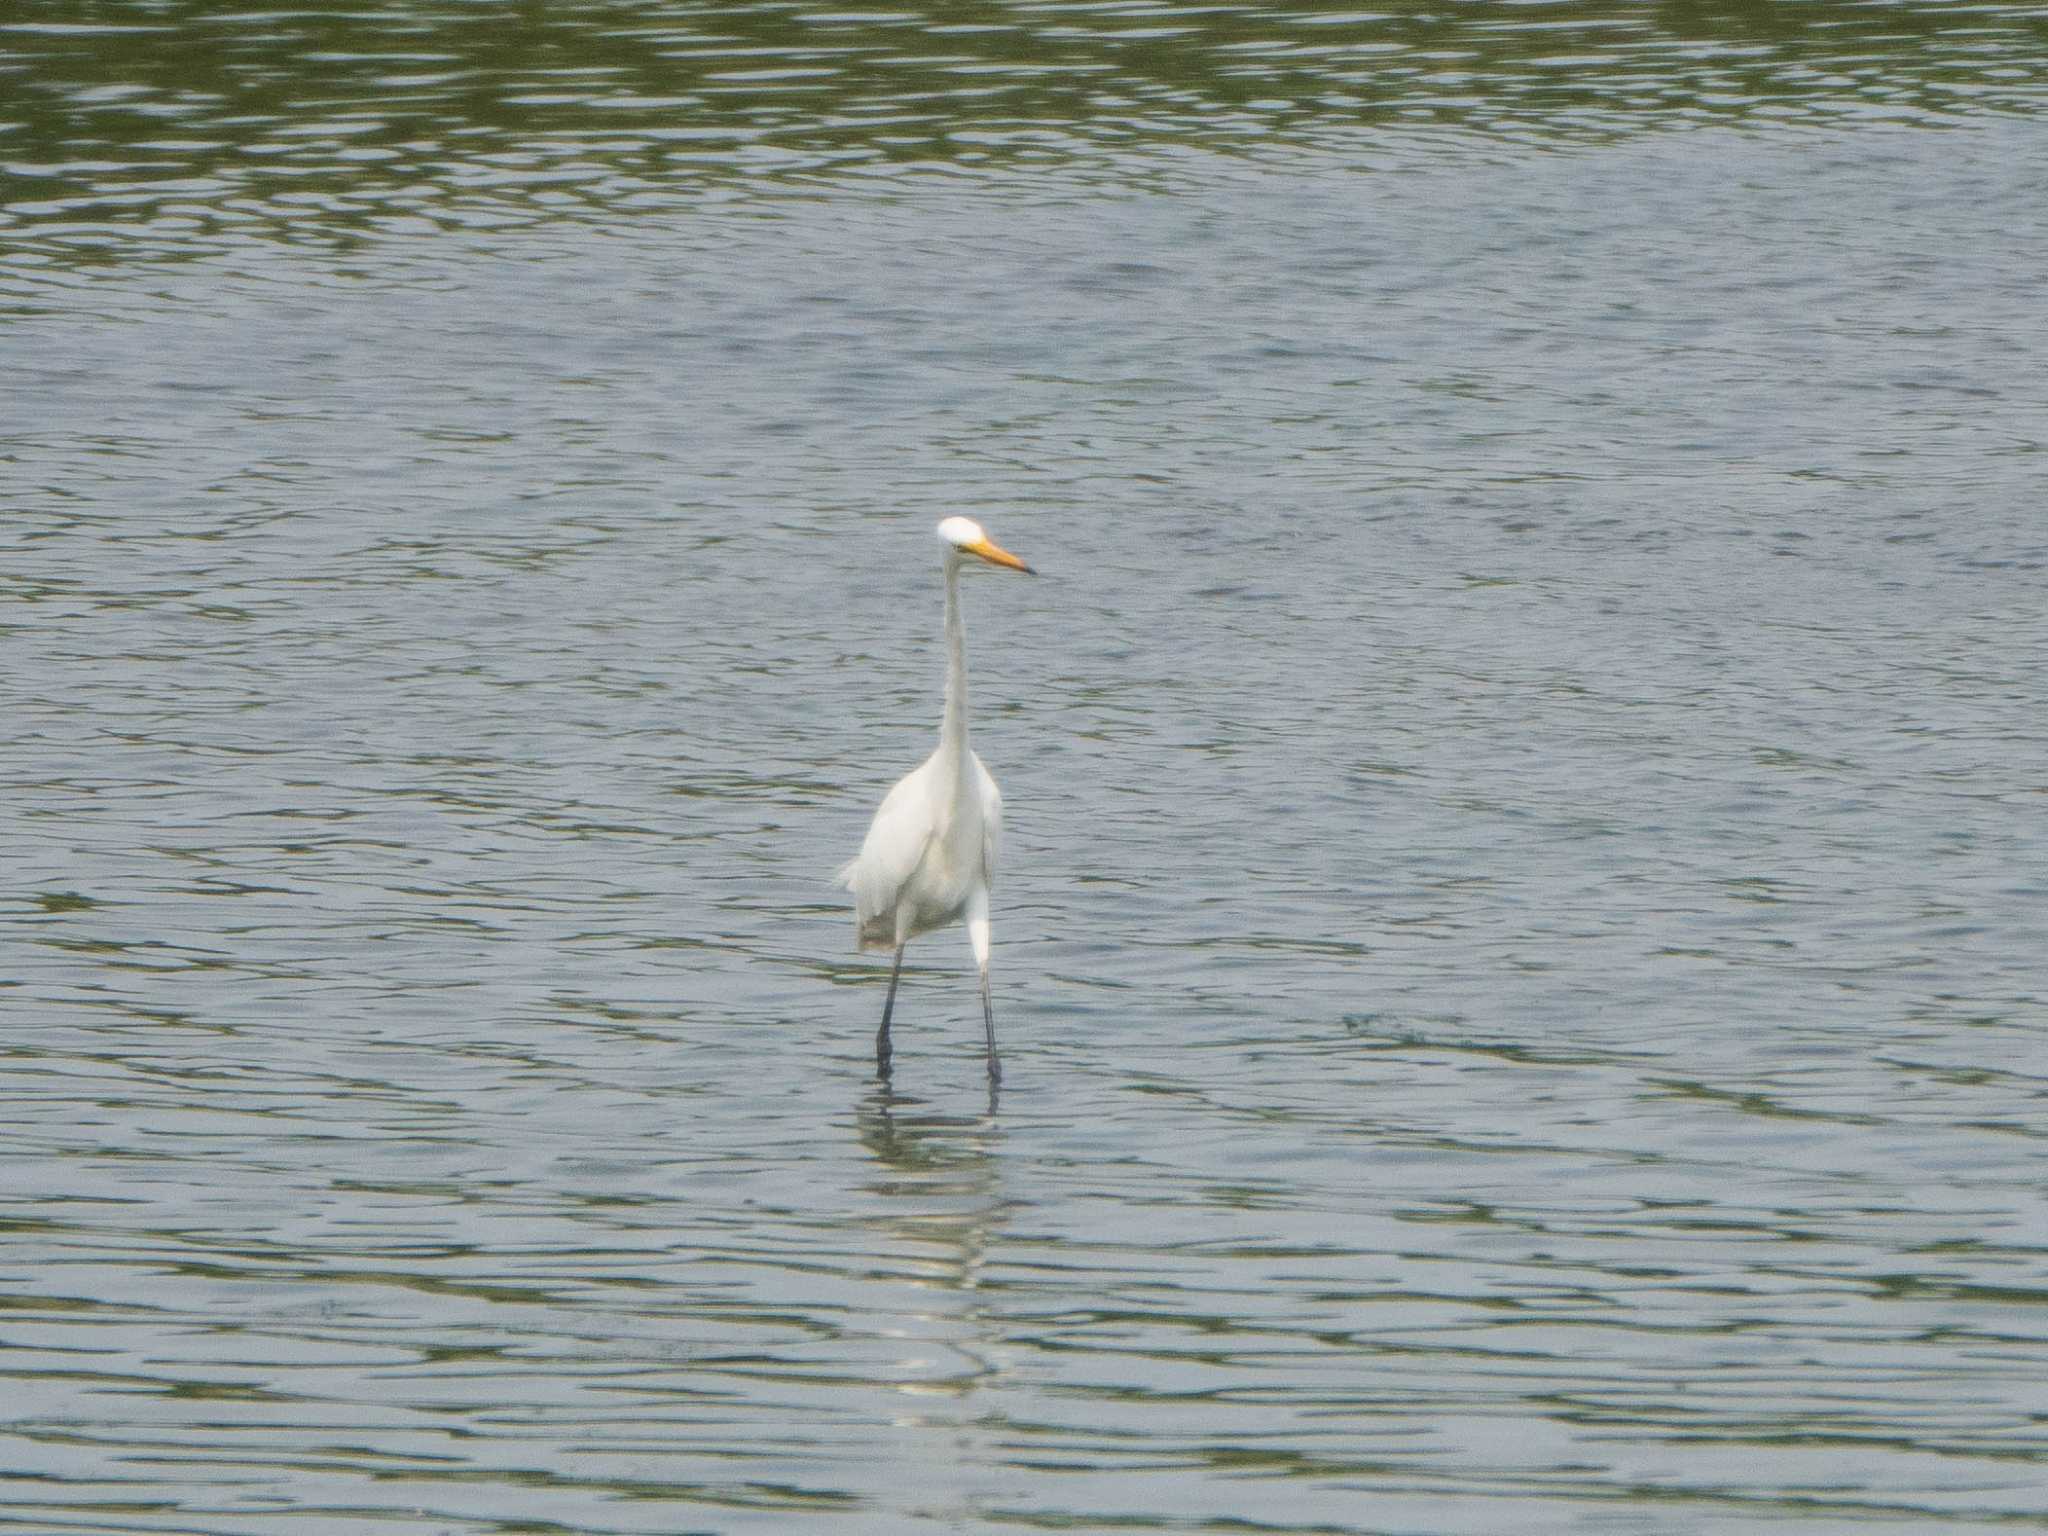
840 516 1036 1083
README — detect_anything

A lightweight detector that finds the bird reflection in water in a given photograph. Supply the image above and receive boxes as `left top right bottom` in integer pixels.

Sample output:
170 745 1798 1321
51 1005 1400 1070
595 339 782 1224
852 1077 1011 1454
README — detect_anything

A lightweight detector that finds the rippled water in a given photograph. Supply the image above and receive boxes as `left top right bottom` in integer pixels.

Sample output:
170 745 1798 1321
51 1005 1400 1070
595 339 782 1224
5 4 2048 1533
8 0 2048 255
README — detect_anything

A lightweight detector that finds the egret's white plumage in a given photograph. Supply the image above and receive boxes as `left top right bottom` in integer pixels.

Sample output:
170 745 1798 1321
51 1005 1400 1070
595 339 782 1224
839 516 1035 1082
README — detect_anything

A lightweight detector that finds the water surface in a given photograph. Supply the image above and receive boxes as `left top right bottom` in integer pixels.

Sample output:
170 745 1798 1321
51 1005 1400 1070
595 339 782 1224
4 5 2047 1533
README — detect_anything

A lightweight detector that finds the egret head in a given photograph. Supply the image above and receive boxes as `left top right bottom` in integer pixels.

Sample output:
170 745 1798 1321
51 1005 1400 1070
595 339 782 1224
937 516 1036 575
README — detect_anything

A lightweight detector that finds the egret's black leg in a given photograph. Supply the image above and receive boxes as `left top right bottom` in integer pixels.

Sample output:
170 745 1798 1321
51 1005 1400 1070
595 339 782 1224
876 944 906 1078
979 966 1002 1086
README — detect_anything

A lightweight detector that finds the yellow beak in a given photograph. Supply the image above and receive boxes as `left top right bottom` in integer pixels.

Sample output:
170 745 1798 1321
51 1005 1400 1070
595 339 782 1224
965 536 1036 575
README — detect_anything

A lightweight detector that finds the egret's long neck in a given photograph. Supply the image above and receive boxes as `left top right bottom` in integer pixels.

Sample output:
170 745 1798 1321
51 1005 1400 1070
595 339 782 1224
940 554 971 768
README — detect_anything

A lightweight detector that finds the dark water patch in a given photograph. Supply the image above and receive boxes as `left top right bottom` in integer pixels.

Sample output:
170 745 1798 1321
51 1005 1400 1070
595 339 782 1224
5 1 2048 263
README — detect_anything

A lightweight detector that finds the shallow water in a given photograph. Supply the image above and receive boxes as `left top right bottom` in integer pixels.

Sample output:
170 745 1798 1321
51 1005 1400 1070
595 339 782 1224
4 4 2048 1533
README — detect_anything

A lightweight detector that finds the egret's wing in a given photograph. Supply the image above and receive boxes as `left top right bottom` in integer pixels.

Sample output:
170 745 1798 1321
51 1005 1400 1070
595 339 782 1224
972 752 1003 882
839 759 938 947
